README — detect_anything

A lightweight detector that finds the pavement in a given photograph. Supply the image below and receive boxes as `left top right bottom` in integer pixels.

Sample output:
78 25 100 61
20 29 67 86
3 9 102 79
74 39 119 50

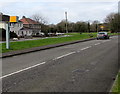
1 36 119 92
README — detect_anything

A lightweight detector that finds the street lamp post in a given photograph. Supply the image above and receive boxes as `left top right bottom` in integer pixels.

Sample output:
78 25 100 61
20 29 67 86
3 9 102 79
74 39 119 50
65 12 68 33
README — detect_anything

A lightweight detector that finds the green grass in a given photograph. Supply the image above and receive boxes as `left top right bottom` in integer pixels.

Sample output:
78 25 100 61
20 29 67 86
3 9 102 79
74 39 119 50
0 32 118 53
1 33 97 53
108 32 120 36
112 72 120 93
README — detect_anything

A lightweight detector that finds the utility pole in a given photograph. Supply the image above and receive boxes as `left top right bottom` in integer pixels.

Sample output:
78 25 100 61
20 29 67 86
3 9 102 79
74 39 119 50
65 12 68 33
118 1 120 32
118 1 120 14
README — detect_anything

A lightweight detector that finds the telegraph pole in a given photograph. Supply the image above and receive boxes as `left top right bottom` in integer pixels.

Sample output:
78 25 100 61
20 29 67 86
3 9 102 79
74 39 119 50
118 1 120 14
118 1 120 32
65 12 68 33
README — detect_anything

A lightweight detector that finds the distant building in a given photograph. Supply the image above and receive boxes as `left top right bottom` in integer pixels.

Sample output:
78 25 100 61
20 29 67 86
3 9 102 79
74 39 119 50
10 21 23 37
0 13 42 38
19 16 41 36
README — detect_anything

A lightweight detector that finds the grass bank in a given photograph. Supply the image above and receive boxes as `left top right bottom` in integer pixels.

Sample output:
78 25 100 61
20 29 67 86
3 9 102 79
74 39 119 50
112 72 120 93
1 33 97 53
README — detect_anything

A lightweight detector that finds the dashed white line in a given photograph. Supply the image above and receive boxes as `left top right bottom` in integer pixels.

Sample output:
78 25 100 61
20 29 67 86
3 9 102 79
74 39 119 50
94 43 101 45
53 52 76 60
81 46 92 51
0 62 46 79
77 51 80 53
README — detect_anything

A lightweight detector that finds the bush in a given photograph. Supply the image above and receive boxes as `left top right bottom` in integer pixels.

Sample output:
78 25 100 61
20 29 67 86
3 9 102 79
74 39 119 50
10 31 18 38
0 28 18 41
0 28 6 41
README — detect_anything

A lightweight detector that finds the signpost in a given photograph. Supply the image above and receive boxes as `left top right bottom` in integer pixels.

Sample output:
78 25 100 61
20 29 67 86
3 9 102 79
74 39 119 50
6 16 18 49
6 23 10 49
0 14 10 49
0 14 18 49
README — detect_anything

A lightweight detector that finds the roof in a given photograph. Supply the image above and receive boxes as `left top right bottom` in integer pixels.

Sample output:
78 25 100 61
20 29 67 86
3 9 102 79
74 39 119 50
20 18 39 25
20 27 32 30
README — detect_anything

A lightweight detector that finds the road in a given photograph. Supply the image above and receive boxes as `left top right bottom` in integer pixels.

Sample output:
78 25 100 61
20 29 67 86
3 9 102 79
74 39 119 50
2 36 119 92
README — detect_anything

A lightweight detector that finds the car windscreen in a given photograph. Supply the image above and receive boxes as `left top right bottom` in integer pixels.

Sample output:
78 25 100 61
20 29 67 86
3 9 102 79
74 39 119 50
98 33 105 34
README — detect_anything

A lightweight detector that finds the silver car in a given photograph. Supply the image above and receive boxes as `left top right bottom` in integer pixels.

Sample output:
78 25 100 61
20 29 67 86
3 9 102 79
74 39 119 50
97 32 109 40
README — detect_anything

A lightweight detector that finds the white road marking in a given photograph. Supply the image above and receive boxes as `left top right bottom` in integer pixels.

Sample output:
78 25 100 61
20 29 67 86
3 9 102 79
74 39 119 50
0 62 46 79
94 43 101 45
81 46 91 51
53 52 76 60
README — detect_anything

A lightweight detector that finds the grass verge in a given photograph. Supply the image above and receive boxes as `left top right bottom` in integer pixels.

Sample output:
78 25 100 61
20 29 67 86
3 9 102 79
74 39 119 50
0 32 118 53
112 72 120 93
1 33 97 53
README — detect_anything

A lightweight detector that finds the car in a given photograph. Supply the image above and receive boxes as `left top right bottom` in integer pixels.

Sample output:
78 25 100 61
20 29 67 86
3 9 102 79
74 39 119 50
97 32 109 40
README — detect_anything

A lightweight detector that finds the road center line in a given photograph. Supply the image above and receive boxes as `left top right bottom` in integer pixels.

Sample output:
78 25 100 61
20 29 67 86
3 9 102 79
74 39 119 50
81 46 91 51
0 62 46 79
94 43 100 45
53 52 76 60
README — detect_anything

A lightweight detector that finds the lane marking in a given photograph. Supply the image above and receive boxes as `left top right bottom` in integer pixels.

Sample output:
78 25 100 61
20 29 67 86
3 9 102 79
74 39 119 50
0 62 46 79
53 52 76 60
81 46 91 51
94 43 100 45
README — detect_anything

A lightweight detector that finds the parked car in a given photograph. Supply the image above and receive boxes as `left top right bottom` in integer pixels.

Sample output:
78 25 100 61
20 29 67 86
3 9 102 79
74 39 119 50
97 32 109 40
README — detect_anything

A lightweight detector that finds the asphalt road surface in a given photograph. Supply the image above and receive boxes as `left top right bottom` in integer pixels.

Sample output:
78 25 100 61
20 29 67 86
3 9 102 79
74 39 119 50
1 36 119 92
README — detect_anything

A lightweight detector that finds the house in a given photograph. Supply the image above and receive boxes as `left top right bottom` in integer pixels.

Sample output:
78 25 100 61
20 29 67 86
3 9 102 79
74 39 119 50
0 13 42 38
10 21 23 37
19 16 41 36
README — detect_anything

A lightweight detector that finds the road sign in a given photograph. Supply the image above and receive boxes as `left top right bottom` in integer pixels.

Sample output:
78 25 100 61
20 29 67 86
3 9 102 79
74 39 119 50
0 14 10 22
10 16 18 23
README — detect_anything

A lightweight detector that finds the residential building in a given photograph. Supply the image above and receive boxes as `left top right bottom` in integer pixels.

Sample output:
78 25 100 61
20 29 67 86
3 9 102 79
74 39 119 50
20 16 41 36
10 21 23 37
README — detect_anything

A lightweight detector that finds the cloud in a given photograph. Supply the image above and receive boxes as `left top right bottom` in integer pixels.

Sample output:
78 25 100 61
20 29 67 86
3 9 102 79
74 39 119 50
0 1 119 24
0 0 119 2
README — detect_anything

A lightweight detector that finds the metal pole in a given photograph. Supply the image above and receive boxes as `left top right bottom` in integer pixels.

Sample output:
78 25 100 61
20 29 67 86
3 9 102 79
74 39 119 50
118 1 120 32
6 23 10 49
118 1 120 14
65 12 68 33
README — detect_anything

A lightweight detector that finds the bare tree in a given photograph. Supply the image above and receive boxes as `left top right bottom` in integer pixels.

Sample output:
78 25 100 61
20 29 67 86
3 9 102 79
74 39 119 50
91 20 100 32
31 13 48 33
31 13 48 25
104 13 120 32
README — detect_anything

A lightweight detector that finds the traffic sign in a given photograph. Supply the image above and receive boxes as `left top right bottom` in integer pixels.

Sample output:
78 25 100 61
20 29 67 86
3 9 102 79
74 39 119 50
0 14 10 22
10 16 18 22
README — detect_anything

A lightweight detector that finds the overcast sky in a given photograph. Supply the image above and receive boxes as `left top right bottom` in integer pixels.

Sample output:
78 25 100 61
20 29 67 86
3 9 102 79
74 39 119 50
0 0 119 24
